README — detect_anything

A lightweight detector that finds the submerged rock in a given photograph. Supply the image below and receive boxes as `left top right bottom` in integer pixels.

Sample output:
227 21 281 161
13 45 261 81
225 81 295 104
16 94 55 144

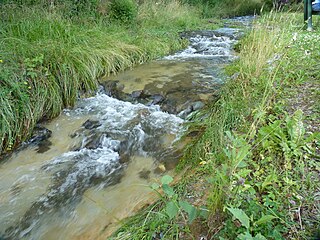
131 90 148 99
100 80 131 101
150 94 165 105
36 139 52 153
212 28 244 40
139 169 151 180
28 126 52 145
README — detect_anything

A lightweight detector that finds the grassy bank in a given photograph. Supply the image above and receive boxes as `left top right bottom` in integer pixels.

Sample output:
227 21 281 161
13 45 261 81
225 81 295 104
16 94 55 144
0 0 206 155
112 12 319 239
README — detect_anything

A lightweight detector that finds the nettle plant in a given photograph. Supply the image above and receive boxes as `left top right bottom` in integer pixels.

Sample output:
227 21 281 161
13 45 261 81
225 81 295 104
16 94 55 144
151 175 209 225
256 109 318 169
219 110 319 239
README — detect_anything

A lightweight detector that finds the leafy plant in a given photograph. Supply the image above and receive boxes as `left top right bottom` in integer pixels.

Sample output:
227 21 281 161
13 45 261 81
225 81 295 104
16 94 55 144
257 110 319 170
151 175 208 224
217 110 319 239
226 207 279 239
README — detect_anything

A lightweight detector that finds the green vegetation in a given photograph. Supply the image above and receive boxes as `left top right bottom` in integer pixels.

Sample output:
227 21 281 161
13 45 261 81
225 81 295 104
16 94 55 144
112 175 209 239
109 0 138 24
183 0 273 17
1 0 318 239
112 12 320 239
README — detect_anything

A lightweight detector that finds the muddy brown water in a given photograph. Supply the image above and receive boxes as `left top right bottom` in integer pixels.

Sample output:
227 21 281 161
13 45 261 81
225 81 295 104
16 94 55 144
0 27 246 239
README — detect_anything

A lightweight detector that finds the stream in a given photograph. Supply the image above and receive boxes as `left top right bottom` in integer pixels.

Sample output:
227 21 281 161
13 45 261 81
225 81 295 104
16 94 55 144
0 18 251 240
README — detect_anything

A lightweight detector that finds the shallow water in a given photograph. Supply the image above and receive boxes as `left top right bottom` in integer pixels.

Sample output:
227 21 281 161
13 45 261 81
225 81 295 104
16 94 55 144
1 95 183 239
0 27 242 239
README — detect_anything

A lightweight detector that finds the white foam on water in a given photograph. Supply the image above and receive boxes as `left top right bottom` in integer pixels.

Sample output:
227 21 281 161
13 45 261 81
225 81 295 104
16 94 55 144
2 92 185 238
164 35 237 60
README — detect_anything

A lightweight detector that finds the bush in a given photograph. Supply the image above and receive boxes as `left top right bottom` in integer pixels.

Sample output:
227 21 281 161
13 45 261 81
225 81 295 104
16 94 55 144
109 0 138 24
183 0 273 17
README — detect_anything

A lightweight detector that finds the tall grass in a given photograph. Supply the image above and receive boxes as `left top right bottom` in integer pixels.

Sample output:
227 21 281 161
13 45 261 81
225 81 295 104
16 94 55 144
138 0 200 29
0 1 201 155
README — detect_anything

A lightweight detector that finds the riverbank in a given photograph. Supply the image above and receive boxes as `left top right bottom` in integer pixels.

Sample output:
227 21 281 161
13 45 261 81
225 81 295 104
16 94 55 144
0 0 206 156
112 13 320 239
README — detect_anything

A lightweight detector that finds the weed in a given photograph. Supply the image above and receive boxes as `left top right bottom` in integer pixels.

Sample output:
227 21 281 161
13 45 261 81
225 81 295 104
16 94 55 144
112 175 209 239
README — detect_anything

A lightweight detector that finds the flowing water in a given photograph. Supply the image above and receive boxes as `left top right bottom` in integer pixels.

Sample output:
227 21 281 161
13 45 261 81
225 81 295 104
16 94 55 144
0 26 247 239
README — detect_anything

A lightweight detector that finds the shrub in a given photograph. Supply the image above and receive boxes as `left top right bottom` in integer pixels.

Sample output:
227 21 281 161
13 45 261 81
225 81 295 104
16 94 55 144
109 0 138 24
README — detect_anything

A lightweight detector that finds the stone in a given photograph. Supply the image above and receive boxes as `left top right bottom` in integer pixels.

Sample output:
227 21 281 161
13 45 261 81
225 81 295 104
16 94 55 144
82 119 101 130
100 80 125 99
131 90 146 99
154 163 166 174
139 169 151 180
191 101 205 111
150 94 165 105
36 140 52 153
83 132 104 149
28 126 52 145
119 153 130 164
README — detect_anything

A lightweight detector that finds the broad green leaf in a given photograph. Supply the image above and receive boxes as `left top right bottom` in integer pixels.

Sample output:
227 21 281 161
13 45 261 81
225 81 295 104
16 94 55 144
187 207 198 224
254 215 277 225
254 233 267 240
151 183 160 190
227 207 250 229
179 201 194 213
286 110 305 143
261 174 277 190
166 201 179 219
162 184 174 197
226 131 234 141
236 144 250 163
161 175 173 185
179 201 198 223
199 206 209 219
237 232 254 240
237 160 248 168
